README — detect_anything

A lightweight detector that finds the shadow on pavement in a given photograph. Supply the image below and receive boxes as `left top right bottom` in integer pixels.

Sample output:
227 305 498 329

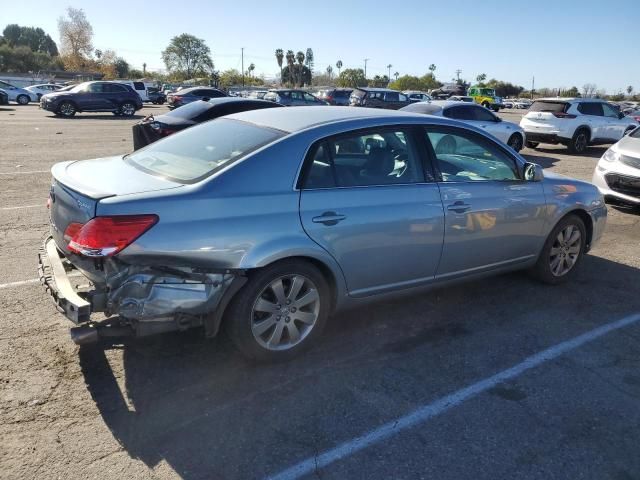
45 114 145 120
78 255 640 479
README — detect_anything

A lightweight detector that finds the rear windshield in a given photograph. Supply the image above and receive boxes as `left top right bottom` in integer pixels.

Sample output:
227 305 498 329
334 90 351 97
529 101 568 113
164 101 213 119
125 119 285 183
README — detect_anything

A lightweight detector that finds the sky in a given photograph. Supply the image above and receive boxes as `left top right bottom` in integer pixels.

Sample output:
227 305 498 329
3 0 639 93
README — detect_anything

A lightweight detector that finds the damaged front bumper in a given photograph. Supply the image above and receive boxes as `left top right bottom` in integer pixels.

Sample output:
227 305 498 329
38 236 246 342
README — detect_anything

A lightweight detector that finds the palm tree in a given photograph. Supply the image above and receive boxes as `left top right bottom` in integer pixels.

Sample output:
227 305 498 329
296 51 306 86
248 63 255 79
429 64 436 73
326 65 333 81
336 60 343 78
275 49 284 83
386 64 392 81
394 71 399 81
627 85 634 96
285 50 295 87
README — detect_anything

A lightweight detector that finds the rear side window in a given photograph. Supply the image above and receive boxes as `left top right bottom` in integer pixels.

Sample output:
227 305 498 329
133 82 145 90
302 128 424 189
578 102 603 116
530 101 568 113
385 92 399 102
125 118 285 183
104 84 127 93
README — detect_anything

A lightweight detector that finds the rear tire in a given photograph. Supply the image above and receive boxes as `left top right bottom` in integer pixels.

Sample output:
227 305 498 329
224 260 330 362
531 214 586 285
568 128 589 154
17 94 30 105
119 102 136 117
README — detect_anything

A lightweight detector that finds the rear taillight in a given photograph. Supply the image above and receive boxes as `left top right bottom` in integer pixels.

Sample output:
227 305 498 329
66 215 158 257
172 95 182 103
633 116 640 122
552 112 577 119
326 95 334 103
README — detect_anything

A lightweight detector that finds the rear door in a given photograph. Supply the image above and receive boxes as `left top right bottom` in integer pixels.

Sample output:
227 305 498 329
103 83 129 110
299 127 445 296
424 125 546 278
577 102 606 140
83 83 108 110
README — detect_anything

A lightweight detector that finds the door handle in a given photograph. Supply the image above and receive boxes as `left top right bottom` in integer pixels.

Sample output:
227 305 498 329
312 211 346 226
447 202 471 213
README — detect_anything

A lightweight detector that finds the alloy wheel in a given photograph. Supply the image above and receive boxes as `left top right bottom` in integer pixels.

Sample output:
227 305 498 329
251 274 320 351
549 224 582 277
121 103 135 116
575 133 587 152
60 102 74 116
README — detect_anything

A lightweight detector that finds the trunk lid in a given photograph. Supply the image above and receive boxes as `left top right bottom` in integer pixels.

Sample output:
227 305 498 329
49 156 182 250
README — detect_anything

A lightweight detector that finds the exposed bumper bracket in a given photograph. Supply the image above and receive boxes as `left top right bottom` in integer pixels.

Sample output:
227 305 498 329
38 237 91 324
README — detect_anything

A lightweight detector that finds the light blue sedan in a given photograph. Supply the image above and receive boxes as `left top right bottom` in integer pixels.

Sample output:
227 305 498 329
0 80 38 104
39 107 607 361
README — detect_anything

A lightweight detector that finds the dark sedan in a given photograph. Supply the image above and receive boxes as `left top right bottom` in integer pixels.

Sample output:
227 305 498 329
132 97 283 150
167 86 226 109
40 81 143 117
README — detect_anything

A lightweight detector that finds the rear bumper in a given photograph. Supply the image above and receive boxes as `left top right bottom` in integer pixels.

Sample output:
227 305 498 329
38 236 91 324
524 132 571 144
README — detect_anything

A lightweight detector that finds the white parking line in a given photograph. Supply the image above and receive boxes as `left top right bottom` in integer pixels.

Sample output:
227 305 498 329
0 205 42 211
266 312 640 480
0 278 40 289
0 170 48 175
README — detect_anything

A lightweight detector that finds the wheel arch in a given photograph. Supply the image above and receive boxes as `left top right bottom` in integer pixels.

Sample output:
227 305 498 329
554 208 594 249
574 125 591 141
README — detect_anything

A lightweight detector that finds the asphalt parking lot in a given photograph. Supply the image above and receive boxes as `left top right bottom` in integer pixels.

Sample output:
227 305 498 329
1 104 639 480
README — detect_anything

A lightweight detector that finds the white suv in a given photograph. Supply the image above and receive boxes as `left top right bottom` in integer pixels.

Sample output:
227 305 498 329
520 98 638 154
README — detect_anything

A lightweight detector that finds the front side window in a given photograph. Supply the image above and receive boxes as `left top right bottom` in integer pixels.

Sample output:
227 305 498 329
303 93 318 102
126 119 285 183
602 103 620 118
303 129 424 189
469 106 497 122
385 92 399 102
425 128 519 182
88 83 104 93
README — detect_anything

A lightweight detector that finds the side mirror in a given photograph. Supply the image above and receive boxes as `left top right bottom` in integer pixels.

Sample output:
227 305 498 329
624 126 637 136
523 162 543 182
202 97 210 102
494 116 502 122
618 112 626 119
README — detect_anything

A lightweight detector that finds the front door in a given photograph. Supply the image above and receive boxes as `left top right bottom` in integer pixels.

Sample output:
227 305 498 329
424 126 547 279
299 127 445 296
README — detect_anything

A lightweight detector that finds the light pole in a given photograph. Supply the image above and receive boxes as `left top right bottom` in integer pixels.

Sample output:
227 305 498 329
364 58 369 80
241 47 245 87
387 64 392 83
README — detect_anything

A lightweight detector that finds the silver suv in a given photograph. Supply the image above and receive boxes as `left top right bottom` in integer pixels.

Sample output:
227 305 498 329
520 98 638 153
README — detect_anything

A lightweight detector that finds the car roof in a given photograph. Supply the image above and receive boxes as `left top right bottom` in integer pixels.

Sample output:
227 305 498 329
226 105 441 133
355 87 398 93
206 97 277 106
535 97 604 103
178 86 222 94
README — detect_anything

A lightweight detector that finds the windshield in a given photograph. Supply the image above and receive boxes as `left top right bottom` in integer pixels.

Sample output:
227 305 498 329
125 118 285 183
480 89 496 96
69 82 90 93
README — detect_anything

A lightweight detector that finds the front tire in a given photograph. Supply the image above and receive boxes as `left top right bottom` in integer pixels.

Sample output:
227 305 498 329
58 101 76 117
225 260 330 362
482 101 491 109
16 94 30 105
531 214 586 284
568 128 589 154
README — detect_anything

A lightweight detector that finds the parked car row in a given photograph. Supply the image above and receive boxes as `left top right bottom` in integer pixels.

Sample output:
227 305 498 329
0 80 39 104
